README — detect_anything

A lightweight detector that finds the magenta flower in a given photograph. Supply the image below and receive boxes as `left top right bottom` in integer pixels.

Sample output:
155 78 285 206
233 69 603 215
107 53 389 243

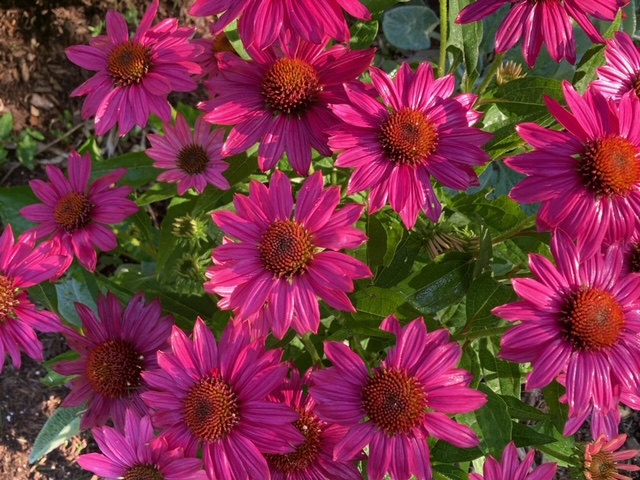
493 229 640 438
200 37 374 176
507 82 640 259
192 29 237 81
328 62 491 229
54 292 173 430
204 170 372 339
266 367 361 480
0 225 64 372
310 315 487 480
140 318 305 480
593 32 640 102
189 0 371 50
146 113 230 195
584 434 640 480
20 150 138 272
77 410 206 480
469 442 557 480
66 0 202 136
456 0 626 67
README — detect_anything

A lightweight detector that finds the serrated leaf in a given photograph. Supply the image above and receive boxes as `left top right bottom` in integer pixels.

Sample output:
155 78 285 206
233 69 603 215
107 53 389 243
394 252 474 315
478 337 521 397
375 232 423 288
0 112 13 139
465 273 517 332
492 77 564 117
29 405 83 464
350 20 379 49
475 384 512 458
383 5 439 50
433 464 469 480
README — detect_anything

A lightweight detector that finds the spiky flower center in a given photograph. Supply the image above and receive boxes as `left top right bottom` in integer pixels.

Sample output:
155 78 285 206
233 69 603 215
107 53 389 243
54 192 94 233
124 465 164 480
262 58 321 115
629 243 640 273
587 451 617 480
265 409 323 474
379 109 439 166
86 340 144 399
0 275 17 324
258 220 315 278
183 373 239 442
108 41 152 87
580 136 640 198
177 144 210 175
561 288 625 351
362 368 426 436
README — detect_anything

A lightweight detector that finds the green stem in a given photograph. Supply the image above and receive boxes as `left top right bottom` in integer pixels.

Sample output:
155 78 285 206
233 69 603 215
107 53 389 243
439 0 448 78
456 325 512 341
536 444 575 465
300 334 323 368
477 53 505 96
491 217 537 246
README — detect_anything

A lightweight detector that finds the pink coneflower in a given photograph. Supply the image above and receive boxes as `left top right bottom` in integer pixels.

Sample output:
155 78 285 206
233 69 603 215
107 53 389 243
77 410 207 480
0 225 64 372
456 0 626 67
266 367 361 480
204 170 372 339
66 0 202 136
192 28 237 81
584 434 640 480
146 113 230 195
328 62 492 229
53 292 173 430
493 229 640 438
310 315 487 480
506 82 640 259
200 37 374 176
189 0 371 50
593 32 640 102
20 150 138 272
470 442 557 480
140 318 305 480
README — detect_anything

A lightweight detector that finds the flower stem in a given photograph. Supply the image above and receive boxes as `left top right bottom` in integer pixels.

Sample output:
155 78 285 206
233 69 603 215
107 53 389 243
300 333 324 367
477 52 505 96
439 0 449 77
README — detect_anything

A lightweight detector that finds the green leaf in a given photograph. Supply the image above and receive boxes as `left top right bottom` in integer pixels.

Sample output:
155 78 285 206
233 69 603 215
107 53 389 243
511 422 556 447
532 421 576 466
543 381 568 433
500 395 548 421
224 19 250 60
375 231 423 288
433 464 469 480
193 152 257 217
395 252 475 315
475 384 512 457
136 183 178 206
465 273 517 332
55 276 98 327
17 134 37 170
448 0 483 89
431 441 484 463
383 5 439 50
29 405 83 464
367 211 405 271
91 151 159 188
41 351 80 387
0 112 13 139
478 337 521 397
350 20 379 49
573 44 607 93
0 186 38 235
361 0 400 15
491 77 564 117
